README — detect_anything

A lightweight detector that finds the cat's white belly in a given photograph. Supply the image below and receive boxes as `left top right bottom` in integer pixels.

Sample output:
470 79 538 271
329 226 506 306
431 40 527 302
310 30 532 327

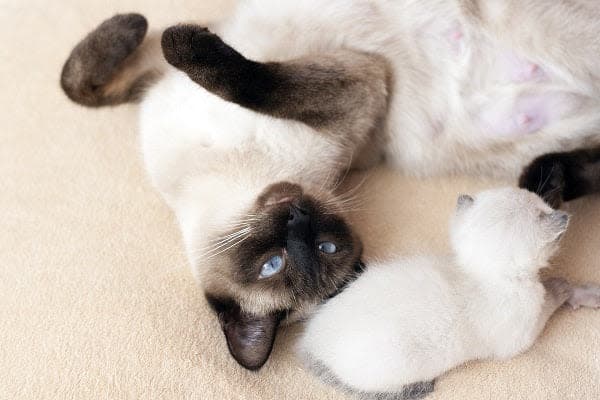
383 15 598 176
214 0 600 177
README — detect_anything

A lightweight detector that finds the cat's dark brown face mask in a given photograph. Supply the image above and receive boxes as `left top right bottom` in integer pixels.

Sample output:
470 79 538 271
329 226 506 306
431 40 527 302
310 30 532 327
203 182 363 370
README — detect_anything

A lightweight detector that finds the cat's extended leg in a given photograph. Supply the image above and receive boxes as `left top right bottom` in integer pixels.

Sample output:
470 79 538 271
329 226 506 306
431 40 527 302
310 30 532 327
61 14 165 107
536 278 600 335
160 24 390 141
518 146 600 208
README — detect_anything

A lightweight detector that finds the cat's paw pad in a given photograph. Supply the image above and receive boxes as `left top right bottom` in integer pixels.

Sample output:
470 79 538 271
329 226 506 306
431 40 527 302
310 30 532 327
162 24 224 68
568 284 600 309
544 277 572 302
518 155 566 208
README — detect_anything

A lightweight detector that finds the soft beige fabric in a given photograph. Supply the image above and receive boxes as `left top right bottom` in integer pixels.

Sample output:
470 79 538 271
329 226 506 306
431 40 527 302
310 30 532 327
1 1 599 399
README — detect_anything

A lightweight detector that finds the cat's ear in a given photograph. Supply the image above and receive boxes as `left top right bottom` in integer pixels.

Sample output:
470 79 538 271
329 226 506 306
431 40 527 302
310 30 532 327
206 295 284 370
456 194 474 210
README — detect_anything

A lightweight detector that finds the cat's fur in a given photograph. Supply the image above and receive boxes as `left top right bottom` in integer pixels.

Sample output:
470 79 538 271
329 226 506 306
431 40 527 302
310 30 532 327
298 188 600 399
520 145 600 208
60 0 600 369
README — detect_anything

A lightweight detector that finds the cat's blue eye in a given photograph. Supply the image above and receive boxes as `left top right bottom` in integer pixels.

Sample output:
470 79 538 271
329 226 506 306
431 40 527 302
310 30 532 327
259 254 284 278
318 241 337 254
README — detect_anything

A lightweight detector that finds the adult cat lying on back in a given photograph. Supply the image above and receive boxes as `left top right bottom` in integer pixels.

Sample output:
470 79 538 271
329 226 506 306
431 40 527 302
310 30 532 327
61 0 600 369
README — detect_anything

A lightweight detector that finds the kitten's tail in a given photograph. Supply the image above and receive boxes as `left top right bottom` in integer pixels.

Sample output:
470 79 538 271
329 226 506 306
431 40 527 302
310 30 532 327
60 13 165 107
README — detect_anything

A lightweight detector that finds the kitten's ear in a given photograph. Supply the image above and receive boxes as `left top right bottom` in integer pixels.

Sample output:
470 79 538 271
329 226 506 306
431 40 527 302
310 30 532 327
206 295 284 370
456 194 474 210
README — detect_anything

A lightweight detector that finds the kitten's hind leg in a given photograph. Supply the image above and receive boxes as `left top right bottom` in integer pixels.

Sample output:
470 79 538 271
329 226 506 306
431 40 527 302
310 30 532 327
61 14 164 107
518 146 600 208
306 357 434 400
160 24 390 143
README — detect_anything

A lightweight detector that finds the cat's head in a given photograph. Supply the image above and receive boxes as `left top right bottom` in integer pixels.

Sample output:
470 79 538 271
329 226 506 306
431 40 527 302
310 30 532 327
201 181 362 370
450 187 569 276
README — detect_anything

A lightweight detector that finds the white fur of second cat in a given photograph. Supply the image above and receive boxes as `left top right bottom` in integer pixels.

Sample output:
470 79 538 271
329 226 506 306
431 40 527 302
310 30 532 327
298 188 600 395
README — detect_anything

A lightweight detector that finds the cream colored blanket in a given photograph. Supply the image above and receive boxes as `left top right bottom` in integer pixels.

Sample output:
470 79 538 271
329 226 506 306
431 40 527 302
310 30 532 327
1 1 599 398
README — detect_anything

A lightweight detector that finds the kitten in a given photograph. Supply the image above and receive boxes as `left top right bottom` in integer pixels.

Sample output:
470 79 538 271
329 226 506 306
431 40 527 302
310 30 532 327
60 0 600 368
519 145 600 208
298 188 600 399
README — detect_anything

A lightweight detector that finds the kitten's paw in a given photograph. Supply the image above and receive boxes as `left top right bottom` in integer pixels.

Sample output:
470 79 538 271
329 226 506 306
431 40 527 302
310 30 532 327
519 154 566 208
61 13 148 105
161 24 232 69
544 277 573 303
568 284 600 309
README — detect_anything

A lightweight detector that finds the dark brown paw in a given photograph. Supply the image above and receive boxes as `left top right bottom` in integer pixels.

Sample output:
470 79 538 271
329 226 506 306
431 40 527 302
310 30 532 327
61 13 148 106
519 154 566 208
161 24 244 71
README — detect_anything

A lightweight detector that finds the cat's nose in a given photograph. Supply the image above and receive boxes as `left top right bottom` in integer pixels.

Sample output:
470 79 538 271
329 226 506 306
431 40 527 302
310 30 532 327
288 204 310 229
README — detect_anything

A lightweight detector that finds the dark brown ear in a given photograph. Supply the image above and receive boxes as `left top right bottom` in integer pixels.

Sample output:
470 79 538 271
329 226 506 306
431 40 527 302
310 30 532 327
206 295 284 370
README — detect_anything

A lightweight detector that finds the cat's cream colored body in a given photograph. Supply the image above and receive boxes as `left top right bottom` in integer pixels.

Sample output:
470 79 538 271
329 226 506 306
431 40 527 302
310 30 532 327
139 0 600 275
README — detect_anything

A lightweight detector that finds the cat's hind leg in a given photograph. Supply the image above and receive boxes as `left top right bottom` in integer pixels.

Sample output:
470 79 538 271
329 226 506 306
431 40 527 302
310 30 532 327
61 14 165 107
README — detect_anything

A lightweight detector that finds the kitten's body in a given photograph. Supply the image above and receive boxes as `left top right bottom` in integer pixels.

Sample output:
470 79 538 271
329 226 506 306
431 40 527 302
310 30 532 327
298 188 600 399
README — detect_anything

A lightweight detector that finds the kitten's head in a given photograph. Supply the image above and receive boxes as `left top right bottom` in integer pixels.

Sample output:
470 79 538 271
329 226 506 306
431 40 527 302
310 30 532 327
201 181 362 370
450 187 569 276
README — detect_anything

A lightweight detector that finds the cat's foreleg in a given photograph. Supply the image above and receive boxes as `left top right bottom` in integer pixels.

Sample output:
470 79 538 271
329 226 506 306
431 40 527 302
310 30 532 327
519 146 600 208
61 14 165 107
160 24 390 144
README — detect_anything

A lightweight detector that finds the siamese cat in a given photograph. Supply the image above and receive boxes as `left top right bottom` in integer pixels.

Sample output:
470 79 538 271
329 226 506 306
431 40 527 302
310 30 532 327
61 0 600 369
298 188 600 399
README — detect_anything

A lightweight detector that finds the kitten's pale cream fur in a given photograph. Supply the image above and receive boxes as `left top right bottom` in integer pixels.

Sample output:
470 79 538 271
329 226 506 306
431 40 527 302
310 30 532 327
297 188 600 397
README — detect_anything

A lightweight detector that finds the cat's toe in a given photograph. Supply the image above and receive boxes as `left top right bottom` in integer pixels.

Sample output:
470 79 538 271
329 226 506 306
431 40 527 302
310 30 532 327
568 284 600 309
161 24 214 68
519 155 566 208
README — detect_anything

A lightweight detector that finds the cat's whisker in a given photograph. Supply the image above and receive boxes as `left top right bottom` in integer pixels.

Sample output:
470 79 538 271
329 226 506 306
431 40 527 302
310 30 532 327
207 226 252 244
204 235 251 261
537 164 556 196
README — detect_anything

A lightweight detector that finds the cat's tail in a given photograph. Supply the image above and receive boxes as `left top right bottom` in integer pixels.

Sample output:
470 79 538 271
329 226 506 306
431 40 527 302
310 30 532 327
60 13 165 107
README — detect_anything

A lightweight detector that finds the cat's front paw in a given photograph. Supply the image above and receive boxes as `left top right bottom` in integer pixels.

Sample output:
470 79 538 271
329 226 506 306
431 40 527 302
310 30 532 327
568 284 600 309
519 154 566 208
161 25 235 69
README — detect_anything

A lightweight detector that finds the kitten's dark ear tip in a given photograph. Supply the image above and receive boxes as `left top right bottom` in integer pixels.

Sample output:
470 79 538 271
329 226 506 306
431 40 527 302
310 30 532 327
456 194 474 209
